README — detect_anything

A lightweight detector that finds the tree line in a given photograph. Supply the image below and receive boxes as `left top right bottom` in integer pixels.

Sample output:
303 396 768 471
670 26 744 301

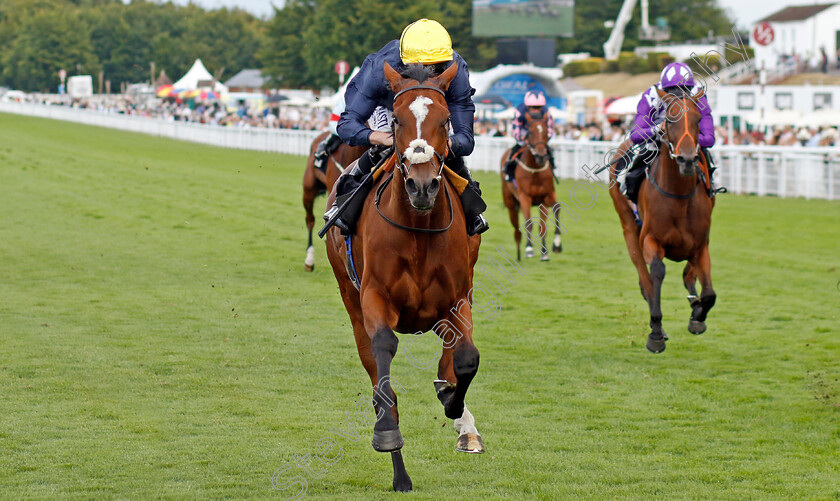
0 0 732 92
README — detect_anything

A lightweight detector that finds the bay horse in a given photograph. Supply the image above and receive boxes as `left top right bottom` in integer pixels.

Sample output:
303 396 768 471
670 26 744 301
608 87 716 353
302 131 366 271
325 62 483 492
500 111 562 261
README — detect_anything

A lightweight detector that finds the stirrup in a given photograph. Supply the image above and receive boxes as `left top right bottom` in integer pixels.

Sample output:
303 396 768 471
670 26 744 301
468 214 489 236
323 204 350 234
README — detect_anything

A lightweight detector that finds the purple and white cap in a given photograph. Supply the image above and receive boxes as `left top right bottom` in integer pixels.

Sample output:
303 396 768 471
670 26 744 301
659 62 694 89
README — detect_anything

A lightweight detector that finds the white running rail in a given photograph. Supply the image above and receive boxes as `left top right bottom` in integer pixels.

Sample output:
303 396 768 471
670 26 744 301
2 101 838 200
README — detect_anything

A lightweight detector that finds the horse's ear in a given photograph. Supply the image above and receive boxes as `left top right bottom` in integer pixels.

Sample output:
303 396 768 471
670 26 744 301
656 87 667 100
436 62 458 92
384 62 404 93
691 88 705 102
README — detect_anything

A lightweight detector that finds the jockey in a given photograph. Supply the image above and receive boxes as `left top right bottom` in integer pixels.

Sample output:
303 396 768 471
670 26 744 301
324 18 489 236
617 62 720 200
503 90 555 182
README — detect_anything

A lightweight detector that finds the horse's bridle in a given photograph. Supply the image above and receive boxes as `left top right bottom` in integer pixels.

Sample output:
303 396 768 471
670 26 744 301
524 116 550 163
662 95 700 162
373 83 454 234
391 85 449 179
651 95 704 199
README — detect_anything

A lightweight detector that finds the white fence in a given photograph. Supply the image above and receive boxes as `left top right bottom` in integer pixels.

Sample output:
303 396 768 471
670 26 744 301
2 101 838 200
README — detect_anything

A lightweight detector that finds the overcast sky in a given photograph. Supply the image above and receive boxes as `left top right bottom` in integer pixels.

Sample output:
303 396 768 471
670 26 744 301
167 0 814 29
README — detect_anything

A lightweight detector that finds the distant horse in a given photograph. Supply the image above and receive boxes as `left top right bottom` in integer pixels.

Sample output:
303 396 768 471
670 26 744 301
325 62 483 492
500 111 562 261
302 131 366 271
608 87 717 353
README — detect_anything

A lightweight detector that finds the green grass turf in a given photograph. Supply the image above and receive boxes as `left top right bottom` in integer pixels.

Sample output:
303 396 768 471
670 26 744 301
1 112 838 499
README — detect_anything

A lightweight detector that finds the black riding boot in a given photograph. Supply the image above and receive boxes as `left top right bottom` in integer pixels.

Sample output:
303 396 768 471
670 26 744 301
503 144 524 182
446 155 489 236
547 147 556 171
700 147 726 196
622 148 657 201
322 146 390 235
313 133 342 172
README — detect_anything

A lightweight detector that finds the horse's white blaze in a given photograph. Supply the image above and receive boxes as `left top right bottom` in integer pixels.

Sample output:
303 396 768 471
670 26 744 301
409 96 433 139
536 123 544 134
453 405 479 436
305 246 315 267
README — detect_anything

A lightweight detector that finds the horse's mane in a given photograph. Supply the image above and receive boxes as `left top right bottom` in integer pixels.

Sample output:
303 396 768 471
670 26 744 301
399 63 436 83
664 86 689 98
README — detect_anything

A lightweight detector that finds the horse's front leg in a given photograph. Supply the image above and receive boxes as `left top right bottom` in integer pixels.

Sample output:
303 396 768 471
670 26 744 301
688 245 716 334
544 192 562 253
434 309 483 453
538 203 550 261
361 290 412 491
517 193 536 258
642 236 667 353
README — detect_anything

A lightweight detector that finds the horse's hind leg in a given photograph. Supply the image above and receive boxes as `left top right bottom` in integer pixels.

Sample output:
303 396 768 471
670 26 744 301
688 246 716 334
435 310 484 453
683 263 704 334
538 203 550 261
544 193 562 253
302 171 317 272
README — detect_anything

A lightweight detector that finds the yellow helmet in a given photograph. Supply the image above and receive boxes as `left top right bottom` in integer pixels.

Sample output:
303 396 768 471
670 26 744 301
399 19 453 65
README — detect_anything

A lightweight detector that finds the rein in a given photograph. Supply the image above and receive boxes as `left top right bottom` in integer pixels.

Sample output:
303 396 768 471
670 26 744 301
374 171 454 234
646 161 703 200
649 94 704 199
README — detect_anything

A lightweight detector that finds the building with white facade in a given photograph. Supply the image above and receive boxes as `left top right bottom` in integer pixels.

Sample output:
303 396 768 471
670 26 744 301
751 3 840 70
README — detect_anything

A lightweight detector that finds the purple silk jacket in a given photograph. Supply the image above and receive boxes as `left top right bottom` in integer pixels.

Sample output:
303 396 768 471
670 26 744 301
629 84 715 148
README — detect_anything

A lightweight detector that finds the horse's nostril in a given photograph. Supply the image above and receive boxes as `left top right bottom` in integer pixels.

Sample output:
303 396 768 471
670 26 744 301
428 178 440 194
676 155 686 164
693 156 700 164
405 178 418 196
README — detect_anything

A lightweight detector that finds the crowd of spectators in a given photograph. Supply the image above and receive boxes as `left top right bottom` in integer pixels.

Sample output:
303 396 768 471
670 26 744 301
714 125 838 147
5 91 837 148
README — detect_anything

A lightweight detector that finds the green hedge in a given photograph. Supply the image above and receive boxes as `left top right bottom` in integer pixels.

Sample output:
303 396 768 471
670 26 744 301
563 58 604 77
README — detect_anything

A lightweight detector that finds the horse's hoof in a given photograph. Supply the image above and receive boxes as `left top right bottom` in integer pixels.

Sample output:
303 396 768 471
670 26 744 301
525 246 535 258
552 243 562 253
372 429 403 452
688 320 706 335
304 247 315 271
646 333 666 353
540 254 550 262
455 433 485 454
393 476 412 492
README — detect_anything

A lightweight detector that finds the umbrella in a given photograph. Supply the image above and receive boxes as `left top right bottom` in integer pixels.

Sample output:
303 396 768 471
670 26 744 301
473 93 511 107
266 94 289 103
180 89 201 99
197 90 219 101
156 85 174 98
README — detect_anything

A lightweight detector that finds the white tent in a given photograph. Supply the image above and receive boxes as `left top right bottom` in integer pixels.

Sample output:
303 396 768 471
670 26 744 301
173 59 228 93
604 94 642 116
